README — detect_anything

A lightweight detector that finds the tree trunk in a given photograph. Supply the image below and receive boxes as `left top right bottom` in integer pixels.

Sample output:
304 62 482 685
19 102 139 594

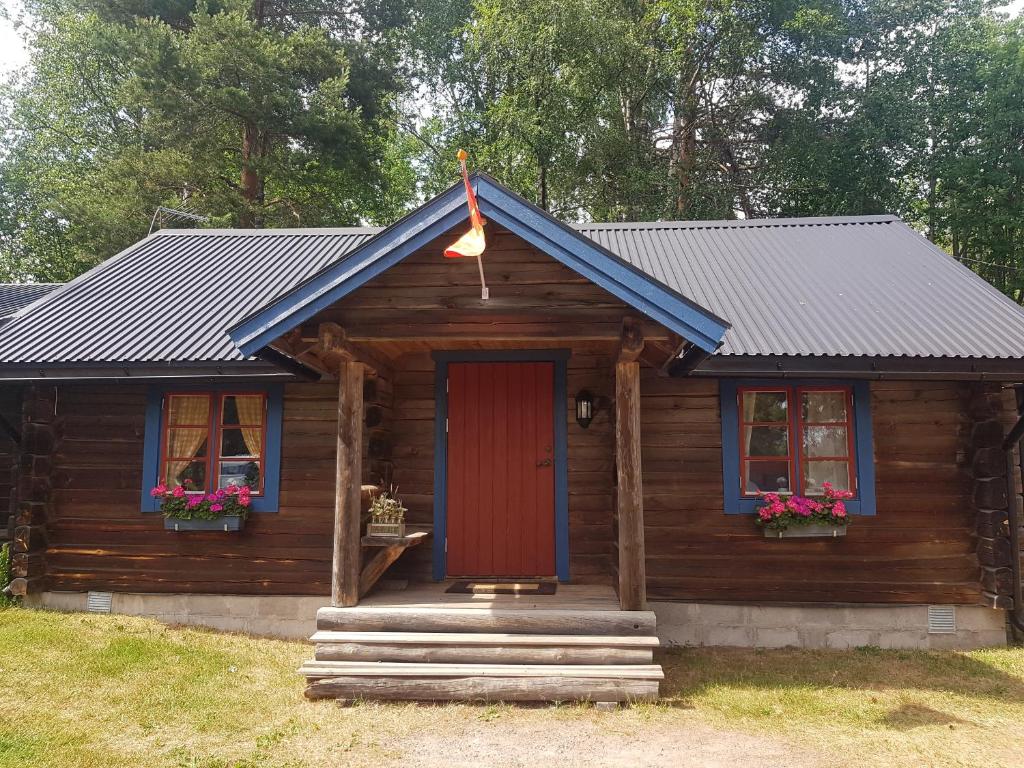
240 122 266 228
670 70 699 218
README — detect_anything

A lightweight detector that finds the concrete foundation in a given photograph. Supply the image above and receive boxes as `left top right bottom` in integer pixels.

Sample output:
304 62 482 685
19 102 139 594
652 601 1009 650
25 592 1011 650
27 591 325 639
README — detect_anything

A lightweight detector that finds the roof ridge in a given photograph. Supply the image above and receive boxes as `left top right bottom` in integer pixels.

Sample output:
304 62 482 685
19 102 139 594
575 214 900 230
152 226 384 236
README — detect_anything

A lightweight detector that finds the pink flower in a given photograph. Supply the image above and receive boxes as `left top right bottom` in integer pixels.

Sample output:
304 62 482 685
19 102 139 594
172 485 186 498
210 503 223 513
226 483 239 494
239 496 251 507
833 502 847 518
150 483 167 498
215 488 227 499
187 495 203 508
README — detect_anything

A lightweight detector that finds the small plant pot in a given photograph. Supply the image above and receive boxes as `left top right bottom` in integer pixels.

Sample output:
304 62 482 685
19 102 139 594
367 522 405 538
164 516 244 532
763 523 846 539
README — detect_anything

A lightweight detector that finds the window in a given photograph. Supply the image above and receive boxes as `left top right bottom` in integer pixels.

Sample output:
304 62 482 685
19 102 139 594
721 380 875 515
141 385 282 513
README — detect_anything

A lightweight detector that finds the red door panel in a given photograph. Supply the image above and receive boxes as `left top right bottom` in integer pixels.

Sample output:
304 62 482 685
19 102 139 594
446 361 555 578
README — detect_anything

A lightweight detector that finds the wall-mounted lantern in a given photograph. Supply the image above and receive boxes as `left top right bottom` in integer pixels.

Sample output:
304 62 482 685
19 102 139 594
575 390 594 429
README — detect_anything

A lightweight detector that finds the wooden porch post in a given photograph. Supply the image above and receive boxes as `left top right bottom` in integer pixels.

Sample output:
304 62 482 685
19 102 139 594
616 353 647 610
332 361 364 607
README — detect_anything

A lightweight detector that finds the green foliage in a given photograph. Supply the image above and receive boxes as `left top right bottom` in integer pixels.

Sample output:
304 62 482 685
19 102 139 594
0 542 15 607
2 0 1023 301
1 0 416 280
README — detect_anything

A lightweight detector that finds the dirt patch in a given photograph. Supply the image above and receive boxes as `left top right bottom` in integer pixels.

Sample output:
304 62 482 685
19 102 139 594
388 713 826 768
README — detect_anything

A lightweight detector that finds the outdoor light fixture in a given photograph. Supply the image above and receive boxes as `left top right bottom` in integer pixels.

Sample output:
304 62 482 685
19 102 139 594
575 390 594 429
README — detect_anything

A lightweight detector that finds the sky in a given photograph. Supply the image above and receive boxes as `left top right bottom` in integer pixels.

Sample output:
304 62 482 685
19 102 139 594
0 0 1023 74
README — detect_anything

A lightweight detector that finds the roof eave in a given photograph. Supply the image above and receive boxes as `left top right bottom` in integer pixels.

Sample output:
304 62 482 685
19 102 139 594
691 354 1024 381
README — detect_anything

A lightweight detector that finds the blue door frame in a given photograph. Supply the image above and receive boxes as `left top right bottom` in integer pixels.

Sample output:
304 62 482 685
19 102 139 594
431 349 570 582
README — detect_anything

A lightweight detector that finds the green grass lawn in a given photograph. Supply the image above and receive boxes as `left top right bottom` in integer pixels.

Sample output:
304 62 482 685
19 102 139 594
1 607 1023 768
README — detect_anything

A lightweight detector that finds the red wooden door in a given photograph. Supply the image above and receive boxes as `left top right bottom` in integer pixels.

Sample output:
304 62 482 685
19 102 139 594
446 361 556 577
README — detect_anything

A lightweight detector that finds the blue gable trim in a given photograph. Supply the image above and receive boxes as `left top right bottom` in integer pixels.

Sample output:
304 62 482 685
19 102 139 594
720 379 876 516
229 174 729 356
431 349 571 582
140 382 284 514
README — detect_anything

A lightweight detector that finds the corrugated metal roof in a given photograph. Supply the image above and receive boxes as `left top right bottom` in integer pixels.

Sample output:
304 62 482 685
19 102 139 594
0 230 376 363
579 216 1024 358
0 215 1023 365
0 283 61 317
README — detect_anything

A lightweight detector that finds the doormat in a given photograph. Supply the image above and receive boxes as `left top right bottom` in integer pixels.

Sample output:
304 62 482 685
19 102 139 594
445 581 557 595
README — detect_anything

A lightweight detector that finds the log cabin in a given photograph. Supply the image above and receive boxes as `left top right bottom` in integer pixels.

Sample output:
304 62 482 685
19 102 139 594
1 173 1023 702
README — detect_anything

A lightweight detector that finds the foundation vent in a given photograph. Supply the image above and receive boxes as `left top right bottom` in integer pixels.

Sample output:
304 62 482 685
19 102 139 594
86 591 113 614
927 605 956 634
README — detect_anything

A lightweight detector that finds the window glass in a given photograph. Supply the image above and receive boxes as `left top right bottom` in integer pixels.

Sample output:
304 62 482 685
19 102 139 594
744 460 792 494
802 460 853 495
218 460 261 490
165 459 207 491
801 391 847 423
742 390 787 422
802 425 849 457
167 394 211 426
744 425 789 456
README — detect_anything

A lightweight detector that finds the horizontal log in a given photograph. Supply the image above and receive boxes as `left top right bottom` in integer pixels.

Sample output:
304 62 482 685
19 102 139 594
304 675 659 702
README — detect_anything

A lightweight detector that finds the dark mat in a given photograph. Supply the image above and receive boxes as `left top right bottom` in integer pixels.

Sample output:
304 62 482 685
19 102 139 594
445 580 557 595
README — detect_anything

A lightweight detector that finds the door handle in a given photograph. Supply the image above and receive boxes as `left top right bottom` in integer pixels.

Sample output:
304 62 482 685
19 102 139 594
536 458 552 467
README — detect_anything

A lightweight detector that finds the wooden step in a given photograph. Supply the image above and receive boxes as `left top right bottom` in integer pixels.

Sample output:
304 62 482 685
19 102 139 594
301 661 663 702
305 675 659 702
316 606 657 636
300 661 664 679
310 631 658 664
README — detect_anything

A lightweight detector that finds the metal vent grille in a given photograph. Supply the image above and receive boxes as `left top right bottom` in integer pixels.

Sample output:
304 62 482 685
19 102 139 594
86 591 113 613
927 605 956 634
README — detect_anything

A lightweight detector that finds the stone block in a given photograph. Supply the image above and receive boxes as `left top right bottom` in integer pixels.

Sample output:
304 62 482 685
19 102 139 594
825 630 875 650
704 625 755 647
755 627 800 648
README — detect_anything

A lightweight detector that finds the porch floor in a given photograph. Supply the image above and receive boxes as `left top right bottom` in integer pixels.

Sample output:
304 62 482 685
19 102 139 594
358 581 620 612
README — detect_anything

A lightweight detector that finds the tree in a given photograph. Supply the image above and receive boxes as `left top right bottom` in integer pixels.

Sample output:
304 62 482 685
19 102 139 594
0 0 415 280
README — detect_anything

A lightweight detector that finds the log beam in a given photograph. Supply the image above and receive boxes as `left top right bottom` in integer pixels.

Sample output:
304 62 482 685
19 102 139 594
332 361 365 608
615 359 646 610
617 317 645 363
317 322 393 380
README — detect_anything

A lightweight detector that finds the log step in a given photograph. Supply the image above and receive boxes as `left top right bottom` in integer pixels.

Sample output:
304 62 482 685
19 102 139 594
309 631 660 647
316 606 657 635
304 675 659 702
311 631 658 664
299 661 664 680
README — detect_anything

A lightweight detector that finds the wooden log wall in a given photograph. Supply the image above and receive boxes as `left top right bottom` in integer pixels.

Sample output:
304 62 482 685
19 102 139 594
45 382 339 595
9 385 58 595
968 382 1018 609
641 376 994 605
0 385 22 542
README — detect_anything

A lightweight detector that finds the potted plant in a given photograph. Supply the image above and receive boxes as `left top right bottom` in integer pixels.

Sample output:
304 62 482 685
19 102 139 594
756 482 853 538
367 487 406 538
151 481 252 531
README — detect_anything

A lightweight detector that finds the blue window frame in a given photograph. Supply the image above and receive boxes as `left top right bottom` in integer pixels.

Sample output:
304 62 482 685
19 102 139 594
140 383 283 513
720 379 875 515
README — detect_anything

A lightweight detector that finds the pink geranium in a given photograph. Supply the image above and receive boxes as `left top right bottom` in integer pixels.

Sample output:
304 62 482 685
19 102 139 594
755 484 853 532
172 485 186 498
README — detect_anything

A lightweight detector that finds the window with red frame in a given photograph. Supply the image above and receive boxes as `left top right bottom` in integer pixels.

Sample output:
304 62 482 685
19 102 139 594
738 386 856 497
161 392 267 495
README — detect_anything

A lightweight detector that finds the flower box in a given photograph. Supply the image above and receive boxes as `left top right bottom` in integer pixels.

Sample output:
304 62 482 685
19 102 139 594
763 523 846 539
366 522 405 539
164 516 244 532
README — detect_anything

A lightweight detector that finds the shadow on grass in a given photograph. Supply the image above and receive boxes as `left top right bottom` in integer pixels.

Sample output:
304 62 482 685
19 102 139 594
879 703 970 731
655 646 1024 707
